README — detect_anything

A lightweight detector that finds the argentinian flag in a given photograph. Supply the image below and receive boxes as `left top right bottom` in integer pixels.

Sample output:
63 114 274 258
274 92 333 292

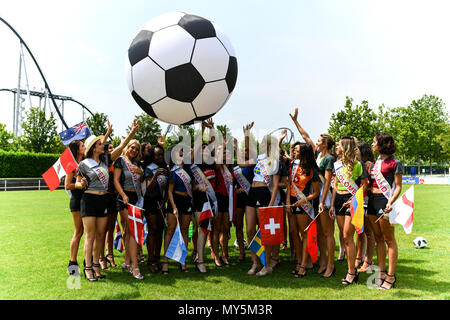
165 224 188 265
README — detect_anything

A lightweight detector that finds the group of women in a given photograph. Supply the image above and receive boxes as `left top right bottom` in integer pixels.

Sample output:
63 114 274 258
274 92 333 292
64 107 403 290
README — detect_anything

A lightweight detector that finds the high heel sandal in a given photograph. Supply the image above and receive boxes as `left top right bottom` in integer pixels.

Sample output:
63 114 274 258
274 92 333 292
122 263 131 272
291 263 302 275
321 266 336 278
377 270 387 288
106 254 117 268
195 261 208 274
99 257 109 270
341 269 359 286
180 263 189 273
248 264 259 275
293 265 307 278
93 264 106 279
355 257 363 269
83 266 98 282
338 251 346 262
131 267 144 280
214 257 223 267
161 262 169 275
256 266 273 276
380 273 396 290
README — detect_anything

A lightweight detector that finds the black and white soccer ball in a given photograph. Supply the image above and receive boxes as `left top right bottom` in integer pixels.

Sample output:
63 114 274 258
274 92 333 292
413 236 427 249
125 12 238 125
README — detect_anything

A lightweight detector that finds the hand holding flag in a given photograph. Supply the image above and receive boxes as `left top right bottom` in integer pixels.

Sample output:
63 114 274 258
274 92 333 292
42 148 78 191
165 223 188 265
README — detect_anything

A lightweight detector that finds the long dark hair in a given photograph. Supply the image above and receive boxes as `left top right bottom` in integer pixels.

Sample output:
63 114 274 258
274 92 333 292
68 140 83 163
298 142 319 176
357 141 374 163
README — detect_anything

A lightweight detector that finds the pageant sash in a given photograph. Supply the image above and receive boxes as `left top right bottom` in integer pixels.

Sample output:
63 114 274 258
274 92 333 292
257 155 280 205
122 156 144 208
172 166 192 198
291 160 315 219
373 157 394 200
220 165 234 221
147 163 168 199
333 160 359 196
82 158 109 192
233 166 251 194
190 164 218 215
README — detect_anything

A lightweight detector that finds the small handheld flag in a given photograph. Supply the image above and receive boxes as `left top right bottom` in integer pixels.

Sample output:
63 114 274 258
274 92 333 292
114 220 124 252
59 121 92 145
306 220 318 263
350 187 364 234
127 204 145 246
391 186 414 234
198 198 213 235
258 206 284 246
42 148 78 191
248 229 267 267
165 223 188 265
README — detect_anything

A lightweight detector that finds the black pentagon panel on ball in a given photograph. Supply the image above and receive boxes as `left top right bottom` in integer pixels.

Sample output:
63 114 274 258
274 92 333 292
165 63 205 103
225 56 238 93
128 30 153 66
131 90 158 118
178 14 216 39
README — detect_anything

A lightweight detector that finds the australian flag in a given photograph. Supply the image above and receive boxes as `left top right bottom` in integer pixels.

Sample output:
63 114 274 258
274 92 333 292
59 121 91 145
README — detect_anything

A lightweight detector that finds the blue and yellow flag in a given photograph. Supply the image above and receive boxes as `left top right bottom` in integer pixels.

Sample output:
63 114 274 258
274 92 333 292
248 229 266 266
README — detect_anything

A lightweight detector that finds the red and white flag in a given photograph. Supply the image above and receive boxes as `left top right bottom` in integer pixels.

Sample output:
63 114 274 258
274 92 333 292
199 199 213 235
128 204 145 246
306 219 318 263
42 148 78 191
258 206 284 246
391 186 414 234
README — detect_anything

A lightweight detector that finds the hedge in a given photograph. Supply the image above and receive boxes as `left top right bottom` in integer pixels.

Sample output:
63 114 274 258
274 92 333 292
0 150 60 178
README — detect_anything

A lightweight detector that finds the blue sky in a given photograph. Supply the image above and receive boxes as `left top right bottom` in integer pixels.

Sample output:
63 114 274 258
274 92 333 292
1 0 449 144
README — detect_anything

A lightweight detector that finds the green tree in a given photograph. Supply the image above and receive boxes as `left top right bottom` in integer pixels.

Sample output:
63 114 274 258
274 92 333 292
328 97 378 144
0 123 14 151
126 113 161 145
389 95 449 166
20 107 64 153
86 112 113 137
436 122 450 161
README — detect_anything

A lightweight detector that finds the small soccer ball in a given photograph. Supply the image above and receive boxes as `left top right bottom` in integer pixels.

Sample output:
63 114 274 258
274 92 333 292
413 236 427 249
126 11 238 125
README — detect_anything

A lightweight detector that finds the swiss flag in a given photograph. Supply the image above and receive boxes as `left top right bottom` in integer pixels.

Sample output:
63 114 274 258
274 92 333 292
128 204 145 246
42 148 78 191
258 206 284 246
199 199 213 235
306 219 318 263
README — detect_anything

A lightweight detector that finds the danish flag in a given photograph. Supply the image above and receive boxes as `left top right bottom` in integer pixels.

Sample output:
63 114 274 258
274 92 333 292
128 204 145 246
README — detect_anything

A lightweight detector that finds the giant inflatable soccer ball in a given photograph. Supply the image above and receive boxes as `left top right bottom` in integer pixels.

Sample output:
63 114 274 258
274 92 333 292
125 12 238 125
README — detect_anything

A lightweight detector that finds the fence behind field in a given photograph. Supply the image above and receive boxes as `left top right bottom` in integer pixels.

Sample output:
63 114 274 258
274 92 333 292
0 178 63 191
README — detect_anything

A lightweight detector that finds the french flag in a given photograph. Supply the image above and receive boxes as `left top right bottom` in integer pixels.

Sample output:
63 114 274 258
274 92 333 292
42 148 78 191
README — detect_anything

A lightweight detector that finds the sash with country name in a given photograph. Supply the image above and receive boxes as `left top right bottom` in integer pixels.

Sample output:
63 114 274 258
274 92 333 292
190 164 218 215
233 166 251 194
373 157 395 200
122 156 144 208
256 155 280 205
147 163 168 199
82 158 109 192
333 160 359 196
172 166 193 198
220 165 235 221
291 160 315 219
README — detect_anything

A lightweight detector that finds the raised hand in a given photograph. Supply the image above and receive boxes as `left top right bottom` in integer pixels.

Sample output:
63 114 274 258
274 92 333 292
280 129 287 141
131 120 139 133
204 118 215 129
243 122 254 134
157 135 165 147
289 108 299 123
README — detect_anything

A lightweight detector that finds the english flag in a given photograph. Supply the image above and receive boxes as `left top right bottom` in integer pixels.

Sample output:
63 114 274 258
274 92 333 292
128 204 145 246
258 206 284 246
391 186 414 234
199 198 213 235
42 148 78 191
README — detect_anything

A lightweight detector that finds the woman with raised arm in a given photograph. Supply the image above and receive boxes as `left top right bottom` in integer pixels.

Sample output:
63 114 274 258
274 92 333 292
367 133 403 290
245 132 281 276
289 108 337 277
75 120 138 281
65 140 87 275
114 138 145 280
142 144 169 274
329 136 368 286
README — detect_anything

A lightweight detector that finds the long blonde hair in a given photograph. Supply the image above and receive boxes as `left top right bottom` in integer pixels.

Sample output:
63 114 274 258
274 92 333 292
338 136 358 179
122 139 142 162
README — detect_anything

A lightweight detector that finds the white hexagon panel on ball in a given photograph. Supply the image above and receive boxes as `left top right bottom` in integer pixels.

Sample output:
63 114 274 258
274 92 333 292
191 37 229 82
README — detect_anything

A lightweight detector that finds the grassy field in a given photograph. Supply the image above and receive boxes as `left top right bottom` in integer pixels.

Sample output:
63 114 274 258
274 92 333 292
0 184 449 300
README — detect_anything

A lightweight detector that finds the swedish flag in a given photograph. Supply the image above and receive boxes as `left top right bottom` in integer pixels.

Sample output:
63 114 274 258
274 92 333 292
248 229 266 266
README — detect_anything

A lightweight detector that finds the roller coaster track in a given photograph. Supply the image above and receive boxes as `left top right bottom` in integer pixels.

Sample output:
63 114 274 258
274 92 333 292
1 17 81 130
